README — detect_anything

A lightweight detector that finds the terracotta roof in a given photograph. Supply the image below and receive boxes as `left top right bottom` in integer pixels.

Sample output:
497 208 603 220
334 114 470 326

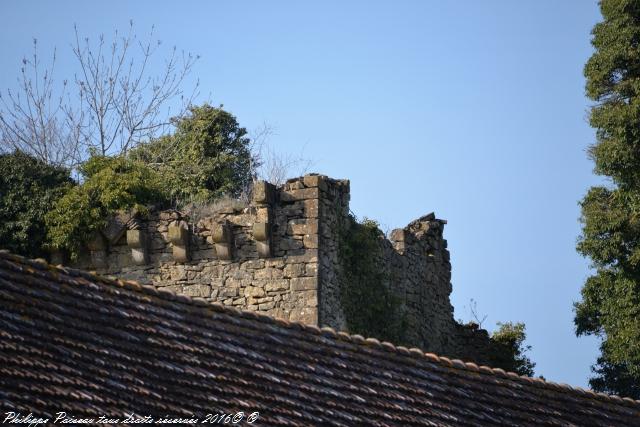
1 251 639 426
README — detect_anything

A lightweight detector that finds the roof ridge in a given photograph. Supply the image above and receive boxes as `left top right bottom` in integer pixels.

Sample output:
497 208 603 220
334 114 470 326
2 249 639 409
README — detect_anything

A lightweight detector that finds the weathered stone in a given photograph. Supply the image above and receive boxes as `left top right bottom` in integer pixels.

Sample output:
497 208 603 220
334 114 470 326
390 229 406 242
245 286 265 298
219 288 239 298
303 235 318 249
304 199 319 218
252 180 275 204
283 263 305 278
303 174 327 190
259 301 275 311
266 280 289 292
291 277 316 291
182 284 211 298
289 307 317 324
170 266 187 281
280 187 319 202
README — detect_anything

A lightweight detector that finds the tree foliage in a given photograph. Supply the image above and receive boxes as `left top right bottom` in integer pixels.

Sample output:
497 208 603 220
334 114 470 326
130 104 253 204
577 0 640 398
0 151 71 258
45 155 166 259
489 322 536 377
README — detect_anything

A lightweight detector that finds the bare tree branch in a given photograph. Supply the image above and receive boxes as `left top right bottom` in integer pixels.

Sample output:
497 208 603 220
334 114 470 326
0 39 78 167
247 123 314 186
0 22 200 168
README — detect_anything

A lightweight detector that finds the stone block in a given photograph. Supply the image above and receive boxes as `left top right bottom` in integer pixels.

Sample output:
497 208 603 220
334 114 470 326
283 263 305 278
182 284 211 298
306 293 318 307
305 263 318 277
245 286 266 298
170 266 187 281
289 307 317 325
303 234 318 249
390 229 406 242
303 174 328 191
291 277 317 291
259 301 276 311
266 280 290 292
304 199 319 218
252 180 275 204
280 187 319 202
219 288 239 298
279 239 303 251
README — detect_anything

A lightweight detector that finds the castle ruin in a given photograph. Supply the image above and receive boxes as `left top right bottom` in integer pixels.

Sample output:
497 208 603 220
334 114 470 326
68 173 494 364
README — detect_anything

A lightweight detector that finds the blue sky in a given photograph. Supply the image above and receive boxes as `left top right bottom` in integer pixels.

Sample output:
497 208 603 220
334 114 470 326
0 1 604 387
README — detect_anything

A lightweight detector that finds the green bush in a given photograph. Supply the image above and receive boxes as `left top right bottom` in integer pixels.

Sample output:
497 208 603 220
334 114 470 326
489 322 535 377
45 155 167 259
130 104 253 204
0 151 72 258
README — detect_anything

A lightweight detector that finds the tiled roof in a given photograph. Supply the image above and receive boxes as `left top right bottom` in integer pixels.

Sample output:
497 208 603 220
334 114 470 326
1 251 639 426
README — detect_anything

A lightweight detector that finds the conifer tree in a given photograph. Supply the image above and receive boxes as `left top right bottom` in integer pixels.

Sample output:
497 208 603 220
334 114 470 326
576 0 640 398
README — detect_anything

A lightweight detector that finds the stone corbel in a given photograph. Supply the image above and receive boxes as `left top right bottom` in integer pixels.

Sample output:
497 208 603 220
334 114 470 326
126 228 148 265
168 220 190 262
253 222 272 258
211 221 233 260
87 232 108 269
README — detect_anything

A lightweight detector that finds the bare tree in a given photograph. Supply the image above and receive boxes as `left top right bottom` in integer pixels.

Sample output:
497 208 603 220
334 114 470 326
468 298 488 328
248 123 313 186
0 21 199 168
0 39 80 167
71 21 199 157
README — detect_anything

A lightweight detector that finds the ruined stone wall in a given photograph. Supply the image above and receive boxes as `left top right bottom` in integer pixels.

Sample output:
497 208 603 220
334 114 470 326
386 215 457 356
71 173 495 365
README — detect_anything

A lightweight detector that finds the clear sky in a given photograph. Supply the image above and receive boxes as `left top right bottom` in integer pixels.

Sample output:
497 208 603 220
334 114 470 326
0 1 604 387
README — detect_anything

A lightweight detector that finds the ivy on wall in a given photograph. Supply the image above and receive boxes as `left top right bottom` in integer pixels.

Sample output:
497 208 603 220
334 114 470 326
337 214 408 345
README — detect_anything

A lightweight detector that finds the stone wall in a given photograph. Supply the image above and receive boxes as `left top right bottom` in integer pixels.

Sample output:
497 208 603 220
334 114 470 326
70 173 495 364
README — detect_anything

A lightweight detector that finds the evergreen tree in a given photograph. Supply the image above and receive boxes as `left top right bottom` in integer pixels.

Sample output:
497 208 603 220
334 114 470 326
576 0 640 398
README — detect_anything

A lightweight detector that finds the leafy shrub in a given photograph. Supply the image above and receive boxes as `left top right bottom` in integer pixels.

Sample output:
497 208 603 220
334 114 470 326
45 155 167 259
0 151 72 258
130 104 253 204
490 322 536 377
